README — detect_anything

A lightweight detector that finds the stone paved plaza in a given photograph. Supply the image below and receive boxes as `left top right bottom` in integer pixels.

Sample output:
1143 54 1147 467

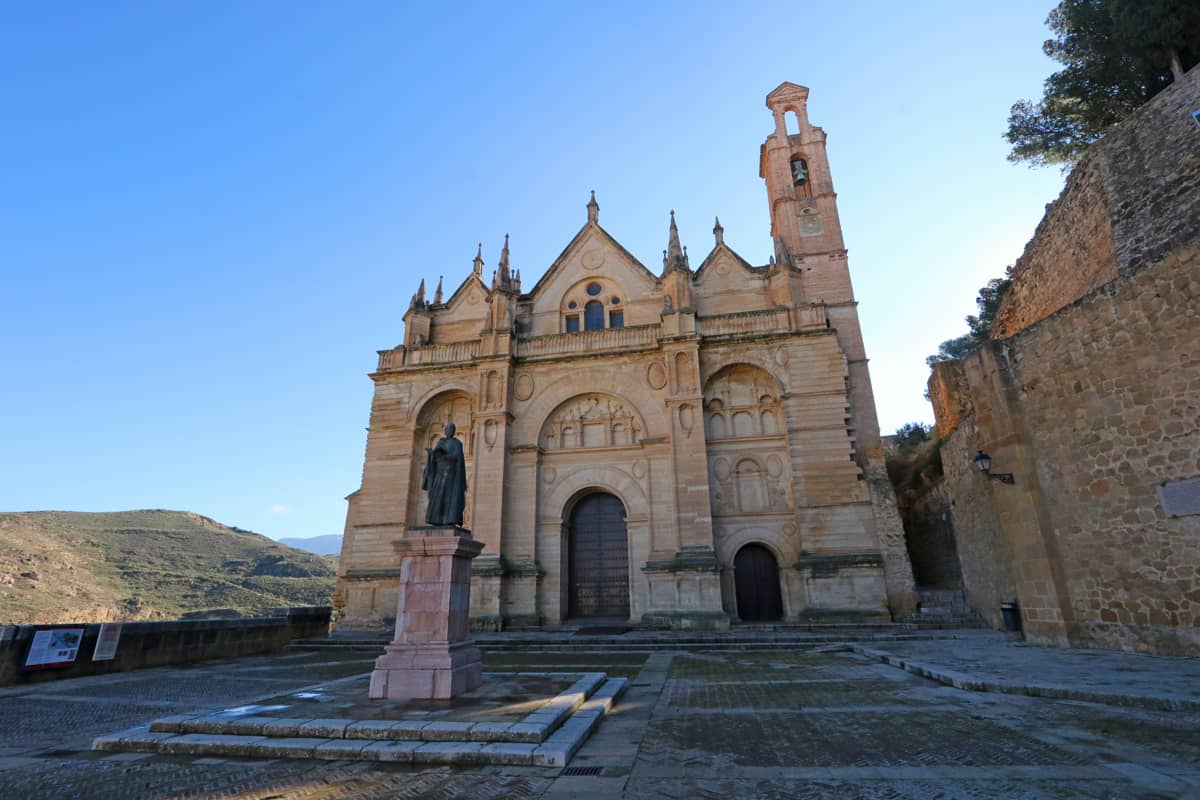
2 634 1199 798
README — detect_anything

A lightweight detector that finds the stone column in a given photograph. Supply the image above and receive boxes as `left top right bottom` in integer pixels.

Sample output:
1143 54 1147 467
369 526 485 700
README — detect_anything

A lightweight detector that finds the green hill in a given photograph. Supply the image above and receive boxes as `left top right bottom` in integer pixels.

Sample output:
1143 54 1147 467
0 510 336 624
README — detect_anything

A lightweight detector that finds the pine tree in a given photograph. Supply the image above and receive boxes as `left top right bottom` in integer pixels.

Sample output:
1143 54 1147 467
1005 0 1200 167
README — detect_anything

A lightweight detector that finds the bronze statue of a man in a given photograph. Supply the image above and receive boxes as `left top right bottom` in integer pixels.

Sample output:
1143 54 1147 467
422 422 468 527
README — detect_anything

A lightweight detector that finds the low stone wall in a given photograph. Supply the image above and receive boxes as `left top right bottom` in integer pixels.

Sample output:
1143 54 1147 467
0 606 330 686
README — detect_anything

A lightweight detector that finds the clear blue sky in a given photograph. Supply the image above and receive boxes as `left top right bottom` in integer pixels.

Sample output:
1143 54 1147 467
1 2 1064 540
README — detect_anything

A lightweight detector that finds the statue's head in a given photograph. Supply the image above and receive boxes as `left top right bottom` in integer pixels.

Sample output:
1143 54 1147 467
443 422 456 438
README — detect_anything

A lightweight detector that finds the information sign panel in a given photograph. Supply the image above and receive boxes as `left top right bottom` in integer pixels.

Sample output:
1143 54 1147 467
24 627 84 669
92 623 123 661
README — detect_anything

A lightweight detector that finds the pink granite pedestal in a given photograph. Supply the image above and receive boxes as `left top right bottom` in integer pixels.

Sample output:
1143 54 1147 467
369 526 485 701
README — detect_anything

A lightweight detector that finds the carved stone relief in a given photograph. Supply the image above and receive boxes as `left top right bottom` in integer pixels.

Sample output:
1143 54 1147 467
708 453 791 516
703 364 783 440
540 394 643 450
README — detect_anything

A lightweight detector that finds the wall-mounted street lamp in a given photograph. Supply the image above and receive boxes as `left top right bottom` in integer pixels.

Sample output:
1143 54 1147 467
974 450 1015 484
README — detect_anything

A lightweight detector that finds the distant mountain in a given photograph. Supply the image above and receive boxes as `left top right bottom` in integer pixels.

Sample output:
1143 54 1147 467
0 510 336 625
277 534 343 556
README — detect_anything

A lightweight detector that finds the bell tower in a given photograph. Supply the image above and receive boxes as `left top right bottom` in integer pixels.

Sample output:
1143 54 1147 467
759 82 881 458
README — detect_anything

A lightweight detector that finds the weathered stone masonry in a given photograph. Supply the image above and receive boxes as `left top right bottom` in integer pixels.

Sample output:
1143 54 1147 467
334 83 916 632
930 67 1200 655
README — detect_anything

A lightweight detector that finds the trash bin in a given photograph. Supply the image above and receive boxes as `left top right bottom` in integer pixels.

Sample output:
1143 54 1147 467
1000 601 1022 632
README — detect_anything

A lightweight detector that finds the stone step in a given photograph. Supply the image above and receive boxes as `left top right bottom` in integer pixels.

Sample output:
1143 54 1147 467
148 671 606 745
94 676 628 768
291 631 956 654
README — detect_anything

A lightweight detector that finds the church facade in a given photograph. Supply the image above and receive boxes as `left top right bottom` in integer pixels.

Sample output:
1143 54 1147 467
334 83 917 631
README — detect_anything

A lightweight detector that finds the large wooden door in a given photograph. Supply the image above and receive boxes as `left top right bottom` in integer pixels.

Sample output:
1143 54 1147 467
735 544 783 621
568 493 630 619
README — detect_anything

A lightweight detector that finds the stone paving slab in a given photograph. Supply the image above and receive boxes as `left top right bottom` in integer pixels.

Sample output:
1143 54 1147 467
8 637 1200 798
852 631 1200 711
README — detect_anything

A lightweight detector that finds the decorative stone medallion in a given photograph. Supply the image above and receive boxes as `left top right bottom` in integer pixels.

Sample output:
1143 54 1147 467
774 346 789 367
543 466 557 484
766 454 784 478
632 459 647 479
712 457 730 482
646 361 668 390
581 249 605 270
515 373 534 401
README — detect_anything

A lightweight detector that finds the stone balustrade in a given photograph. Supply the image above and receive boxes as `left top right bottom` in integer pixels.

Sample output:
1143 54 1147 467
376 307 826 372
698 305 825 338
377 341 481 372
514 324 660 360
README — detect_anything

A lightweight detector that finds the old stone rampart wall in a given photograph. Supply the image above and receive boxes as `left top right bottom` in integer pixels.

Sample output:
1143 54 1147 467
992 66 1200 340
0 606 331 686
930 67 1200 654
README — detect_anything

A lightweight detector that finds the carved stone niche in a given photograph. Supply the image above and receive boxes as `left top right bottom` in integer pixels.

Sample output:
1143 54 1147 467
540 394 643 450
704 364 783 440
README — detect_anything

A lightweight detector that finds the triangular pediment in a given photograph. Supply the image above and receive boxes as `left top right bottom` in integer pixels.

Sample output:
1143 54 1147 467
433 271 491 321
766 82 809 107
525 222 659 308
695 242 759 286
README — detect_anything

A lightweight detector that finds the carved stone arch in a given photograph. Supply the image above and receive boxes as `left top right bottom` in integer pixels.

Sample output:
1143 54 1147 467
703 362 784 395
540 464 649 526
409 381 477 424
539 393 647 451
715 525 796 572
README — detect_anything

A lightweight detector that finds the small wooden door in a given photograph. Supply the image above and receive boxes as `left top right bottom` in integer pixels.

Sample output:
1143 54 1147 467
735 544 783 621
568 493 630 618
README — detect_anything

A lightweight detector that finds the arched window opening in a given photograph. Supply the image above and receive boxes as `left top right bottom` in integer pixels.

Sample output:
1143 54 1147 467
791 156 812 198
785 110 800 136
584 300 605 331
790 156 808 187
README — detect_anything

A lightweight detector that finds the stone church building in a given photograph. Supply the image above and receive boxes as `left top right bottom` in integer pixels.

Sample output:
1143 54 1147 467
334 83 916 631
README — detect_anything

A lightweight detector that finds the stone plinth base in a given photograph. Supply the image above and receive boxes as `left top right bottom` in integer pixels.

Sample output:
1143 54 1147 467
369 526 485 701
369 640 483 700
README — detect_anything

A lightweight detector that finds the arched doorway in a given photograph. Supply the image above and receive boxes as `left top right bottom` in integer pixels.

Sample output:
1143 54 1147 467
734 544 783 621
568 493 630 619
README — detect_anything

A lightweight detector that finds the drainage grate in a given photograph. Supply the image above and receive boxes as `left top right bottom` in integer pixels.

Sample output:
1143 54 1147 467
561 766 603 776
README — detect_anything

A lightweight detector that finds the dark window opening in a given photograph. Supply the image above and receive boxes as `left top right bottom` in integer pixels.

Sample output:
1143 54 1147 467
568 300 578 310
611 296 620 305
586 282 602 296
565 315 580 333
584 301 605 331
609 310 624 329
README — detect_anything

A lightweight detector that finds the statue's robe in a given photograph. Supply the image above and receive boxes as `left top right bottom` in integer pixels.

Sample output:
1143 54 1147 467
423 435 467 526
